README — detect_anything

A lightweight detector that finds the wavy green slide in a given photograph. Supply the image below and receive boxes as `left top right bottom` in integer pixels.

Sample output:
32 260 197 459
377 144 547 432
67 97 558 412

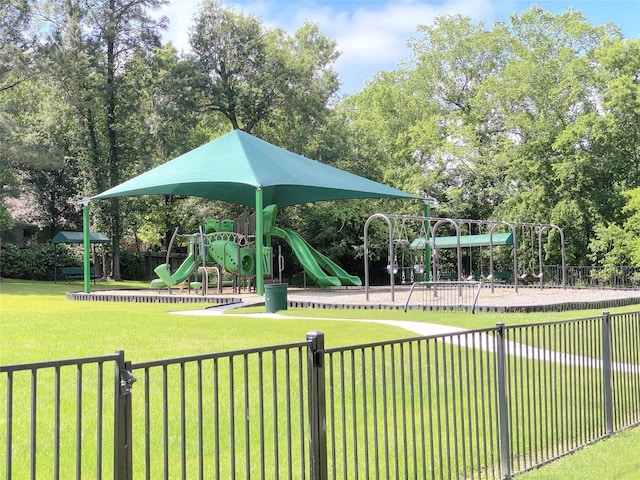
272 226 362 288
151 256 199 289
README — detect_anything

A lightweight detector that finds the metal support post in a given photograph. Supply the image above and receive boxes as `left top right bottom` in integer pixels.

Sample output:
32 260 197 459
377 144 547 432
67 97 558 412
307 332 328 480
496 322 511 479
114 351 135 480
81 199 91 293
602 312 614 435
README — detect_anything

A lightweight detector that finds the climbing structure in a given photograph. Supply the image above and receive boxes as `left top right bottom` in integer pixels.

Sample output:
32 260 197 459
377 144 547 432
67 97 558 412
151 204 362 292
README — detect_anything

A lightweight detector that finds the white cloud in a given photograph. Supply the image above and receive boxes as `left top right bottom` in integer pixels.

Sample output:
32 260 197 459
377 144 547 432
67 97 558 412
157 0 200 53
157 0 496 93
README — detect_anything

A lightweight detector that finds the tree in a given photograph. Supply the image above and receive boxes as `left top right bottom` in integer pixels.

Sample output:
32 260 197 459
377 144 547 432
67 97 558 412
1 0 39 233
189 0 339 137
488 8 620 263
38 0 168 278
407 15 513 219
10 81 83 234
590 187 640 270
341 6 630 266
0 0 38 93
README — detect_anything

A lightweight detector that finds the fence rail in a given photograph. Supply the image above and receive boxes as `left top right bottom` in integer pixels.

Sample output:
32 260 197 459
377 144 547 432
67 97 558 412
542 265 640 289
404 280 483 313
2 312 639 479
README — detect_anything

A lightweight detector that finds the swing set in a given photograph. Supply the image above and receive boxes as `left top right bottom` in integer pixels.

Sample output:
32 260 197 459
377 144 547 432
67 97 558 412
363 213 566 300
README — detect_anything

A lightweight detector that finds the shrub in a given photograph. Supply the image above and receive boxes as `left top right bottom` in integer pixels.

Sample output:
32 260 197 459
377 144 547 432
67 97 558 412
120 250 145 280
0 244 77 280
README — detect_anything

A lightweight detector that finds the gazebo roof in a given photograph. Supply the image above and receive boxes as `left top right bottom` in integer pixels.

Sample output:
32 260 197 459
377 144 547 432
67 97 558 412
93 130 420 207
52 231 110 244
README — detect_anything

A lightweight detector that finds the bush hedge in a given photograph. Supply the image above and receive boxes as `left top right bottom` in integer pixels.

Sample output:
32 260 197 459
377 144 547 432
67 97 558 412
0 244 149 281
0 244 78 280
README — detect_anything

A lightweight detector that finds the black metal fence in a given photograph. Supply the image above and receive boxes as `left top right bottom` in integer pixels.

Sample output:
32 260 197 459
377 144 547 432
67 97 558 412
403 280 484 312
2 312 639 479
542 265 640 289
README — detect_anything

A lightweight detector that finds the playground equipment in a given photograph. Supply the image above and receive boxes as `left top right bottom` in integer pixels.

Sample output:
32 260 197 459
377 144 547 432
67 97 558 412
150 227 208 292
263 205 362 288
150 219 264 294
151 204 362 293
364 213 565 301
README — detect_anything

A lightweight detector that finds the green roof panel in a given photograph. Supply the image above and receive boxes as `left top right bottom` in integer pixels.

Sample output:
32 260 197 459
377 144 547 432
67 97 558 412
93 130 419 208
52 231 110 244
411 233 514 249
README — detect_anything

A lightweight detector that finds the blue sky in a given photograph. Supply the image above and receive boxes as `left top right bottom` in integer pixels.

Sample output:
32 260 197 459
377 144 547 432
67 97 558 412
159 0 640 95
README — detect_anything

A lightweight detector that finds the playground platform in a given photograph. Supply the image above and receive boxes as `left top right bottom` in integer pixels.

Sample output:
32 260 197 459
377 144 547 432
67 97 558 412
66 285 640 313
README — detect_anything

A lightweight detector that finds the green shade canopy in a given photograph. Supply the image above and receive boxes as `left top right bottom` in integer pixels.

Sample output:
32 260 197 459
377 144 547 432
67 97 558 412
411 233 514 249
92 130 419 207
52 231 110 244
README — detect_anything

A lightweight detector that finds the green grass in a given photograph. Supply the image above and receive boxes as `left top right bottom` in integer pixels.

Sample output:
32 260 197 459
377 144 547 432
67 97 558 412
1 279 639 478
0 279 411 364
234 302 640 329
516 426 640 479
0 279 413 478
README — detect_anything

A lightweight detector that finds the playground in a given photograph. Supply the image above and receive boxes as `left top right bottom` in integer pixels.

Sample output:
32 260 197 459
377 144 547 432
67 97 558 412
68 130 638 312
149 204 361 295
129 200 593 313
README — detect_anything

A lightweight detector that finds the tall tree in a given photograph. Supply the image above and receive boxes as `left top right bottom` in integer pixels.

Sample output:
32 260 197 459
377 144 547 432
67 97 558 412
189 0 339 139
0 0 39 232
7 80 84 235
490 7 618 263
115 44 225 250
0 0 38 93
343 7 628 265
40 0 167 278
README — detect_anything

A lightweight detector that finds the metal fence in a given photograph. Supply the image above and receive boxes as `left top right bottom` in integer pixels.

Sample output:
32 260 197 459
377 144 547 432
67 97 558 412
0 352 124 479
542 265 640 289
404 281 484 313
2 312 639 479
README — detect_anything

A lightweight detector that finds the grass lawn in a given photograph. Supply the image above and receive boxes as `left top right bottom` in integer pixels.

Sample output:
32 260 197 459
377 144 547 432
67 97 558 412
516 426 640 480
2 279 639 479
0 279 413 364
3 279 637 364
233 301 640 329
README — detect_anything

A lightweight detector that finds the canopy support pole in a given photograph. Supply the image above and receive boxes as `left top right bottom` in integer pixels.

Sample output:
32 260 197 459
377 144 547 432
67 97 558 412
255 187 264 295
423 199 431 281
81 199 91 294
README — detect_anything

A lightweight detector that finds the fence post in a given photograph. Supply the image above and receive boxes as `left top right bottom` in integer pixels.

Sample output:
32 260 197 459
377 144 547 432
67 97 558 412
114 351 135 480
602 312 614 435
496 323 511 479
307 332 328 480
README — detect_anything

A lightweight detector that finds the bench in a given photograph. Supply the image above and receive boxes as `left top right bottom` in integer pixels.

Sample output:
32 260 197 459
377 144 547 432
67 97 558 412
492 271 511 283
438 272 459 281
62 266 100 284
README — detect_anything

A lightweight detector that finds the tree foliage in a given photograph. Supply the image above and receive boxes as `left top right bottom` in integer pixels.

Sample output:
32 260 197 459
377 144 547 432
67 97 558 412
345 6 639 265
190 0 339 136
3 2 640 277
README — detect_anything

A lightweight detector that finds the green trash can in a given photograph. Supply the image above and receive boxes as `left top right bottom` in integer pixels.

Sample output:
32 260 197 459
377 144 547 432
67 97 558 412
265 283 288 313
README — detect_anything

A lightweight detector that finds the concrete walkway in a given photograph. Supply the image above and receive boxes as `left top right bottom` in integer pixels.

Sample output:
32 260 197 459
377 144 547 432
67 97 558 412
172 306 639 373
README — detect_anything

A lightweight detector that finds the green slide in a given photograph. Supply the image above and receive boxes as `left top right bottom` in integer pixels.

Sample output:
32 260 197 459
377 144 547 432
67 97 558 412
272 226 362 288
206 241 255 276
151 255 199 289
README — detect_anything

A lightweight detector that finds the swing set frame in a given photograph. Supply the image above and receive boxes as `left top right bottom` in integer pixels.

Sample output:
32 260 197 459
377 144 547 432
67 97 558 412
363 213 566 301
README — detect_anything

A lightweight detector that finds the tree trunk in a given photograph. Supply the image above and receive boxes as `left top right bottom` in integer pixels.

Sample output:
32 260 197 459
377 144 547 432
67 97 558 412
106 0 121 280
